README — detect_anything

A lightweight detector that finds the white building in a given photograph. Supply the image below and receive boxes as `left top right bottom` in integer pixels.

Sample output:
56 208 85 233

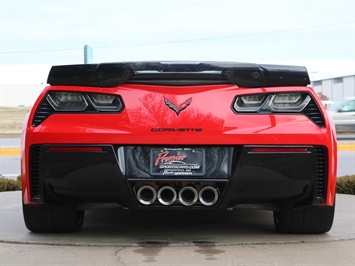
311 75 355 102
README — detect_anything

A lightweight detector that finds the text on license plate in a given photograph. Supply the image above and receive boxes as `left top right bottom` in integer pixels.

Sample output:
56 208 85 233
150 148 205 176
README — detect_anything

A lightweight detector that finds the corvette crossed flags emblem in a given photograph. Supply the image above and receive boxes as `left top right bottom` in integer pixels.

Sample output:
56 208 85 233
164 97 192 116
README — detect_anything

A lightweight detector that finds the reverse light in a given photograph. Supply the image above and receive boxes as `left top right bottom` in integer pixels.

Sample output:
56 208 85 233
241 95 265 104
269 93 311 112
47 92 88 111
88 94 123 112
91 94 115 104
234 94 266 112
273 93 301 104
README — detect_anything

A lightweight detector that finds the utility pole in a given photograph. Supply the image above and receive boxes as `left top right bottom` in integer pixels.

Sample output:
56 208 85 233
310 71 318 81
84 45 93 64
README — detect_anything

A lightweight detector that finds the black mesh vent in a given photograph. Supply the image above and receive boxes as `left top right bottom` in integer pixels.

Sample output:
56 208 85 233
314 146 328 203
303 98 325 128
29 145 43 203
32 100 54 127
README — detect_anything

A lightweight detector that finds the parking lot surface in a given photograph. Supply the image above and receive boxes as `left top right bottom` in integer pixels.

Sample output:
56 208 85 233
0 192 354 265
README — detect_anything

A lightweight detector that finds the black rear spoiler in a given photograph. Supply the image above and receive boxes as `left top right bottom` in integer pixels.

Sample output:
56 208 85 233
47 61 310 87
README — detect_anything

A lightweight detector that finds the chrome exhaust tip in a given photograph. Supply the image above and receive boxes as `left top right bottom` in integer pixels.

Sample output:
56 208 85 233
179 186 198 206
136 185 157 205
199 186 219 206
158 186 177 206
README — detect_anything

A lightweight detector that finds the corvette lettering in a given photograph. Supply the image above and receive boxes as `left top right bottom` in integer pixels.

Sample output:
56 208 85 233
151 128 203 132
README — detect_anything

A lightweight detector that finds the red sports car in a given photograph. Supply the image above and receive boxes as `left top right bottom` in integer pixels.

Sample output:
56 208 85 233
21 62 337 233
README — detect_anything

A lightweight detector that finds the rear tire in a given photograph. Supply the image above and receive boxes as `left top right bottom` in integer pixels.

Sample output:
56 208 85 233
23 202 84 233
273 202 335 234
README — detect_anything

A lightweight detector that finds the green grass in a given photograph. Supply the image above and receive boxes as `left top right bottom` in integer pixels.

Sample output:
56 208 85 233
336 175 355 195
0 176 22 192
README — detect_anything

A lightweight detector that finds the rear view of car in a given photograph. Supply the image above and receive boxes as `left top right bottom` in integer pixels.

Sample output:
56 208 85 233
21 62 337 234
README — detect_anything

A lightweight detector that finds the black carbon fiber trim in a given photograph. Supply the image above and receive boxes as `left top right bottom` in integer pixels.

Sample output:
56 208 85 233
47 62 310 87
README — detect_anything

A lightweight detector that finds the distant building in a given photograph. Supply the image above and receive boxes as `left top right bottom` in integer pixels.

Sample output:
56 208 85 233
311 75 355 101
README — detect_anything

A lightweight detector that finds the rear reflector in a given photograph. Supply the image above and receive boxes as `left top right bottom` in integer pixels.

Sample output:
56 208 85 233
48 147 104 152
252 147 308 153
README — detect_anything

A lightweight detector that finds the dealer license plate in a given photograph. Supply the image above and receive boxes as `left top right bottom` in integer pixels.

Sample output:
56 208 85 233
150 148 205 176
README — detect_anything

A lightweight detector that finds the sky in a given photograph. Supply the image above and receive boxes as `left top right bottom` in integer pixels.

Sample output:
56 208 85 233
0 0 355 106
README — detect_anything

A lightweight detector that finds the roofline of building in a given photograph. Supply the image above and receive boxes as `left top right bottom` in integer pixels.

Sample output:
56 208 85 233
312 74 355 82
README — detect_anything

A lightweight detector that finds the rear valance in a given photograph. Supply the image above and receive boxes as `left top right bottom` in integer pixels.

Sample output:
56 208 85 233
47 61 310 87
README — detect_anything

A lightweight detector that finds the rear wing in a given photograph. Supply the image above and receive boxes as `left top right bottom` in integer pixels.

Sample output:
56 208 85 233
47 61 310 87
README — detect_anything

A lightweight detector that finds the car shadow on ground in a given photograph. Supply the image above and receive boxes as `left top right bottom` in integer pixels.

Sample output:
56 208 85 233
2 192 353 247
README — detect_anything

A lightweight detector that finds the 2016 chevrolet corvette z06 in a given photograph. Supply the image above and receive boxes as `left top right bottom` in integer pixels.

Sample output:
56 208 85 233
21 61 337 234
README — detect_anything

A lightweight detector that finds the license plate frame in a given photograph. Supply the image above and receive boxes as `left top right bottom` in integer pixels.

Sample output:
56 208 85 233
150 148 205 176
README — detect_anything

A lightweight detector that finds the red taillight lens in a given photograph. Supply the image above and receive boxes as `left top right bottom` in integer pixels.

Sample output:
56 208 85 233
48 147 104 152
252 147 308 153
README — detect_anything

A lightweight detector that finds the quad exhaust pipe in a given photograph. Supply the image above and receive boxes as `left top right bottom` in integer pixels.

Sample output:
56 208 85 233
135 185 219 206
136 185 157 206
158 186 177 206
178 186 198 206
199 186 219 206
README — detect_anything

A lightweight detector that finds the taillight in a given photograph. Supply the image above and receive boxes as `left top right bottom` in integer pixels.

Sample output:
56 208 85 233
233 92 311 113
232 92 324 127
87 94 123 112
32 91 125 126
48 146 104 152
46 92 124 112
251 147 308 153
47 92 88 111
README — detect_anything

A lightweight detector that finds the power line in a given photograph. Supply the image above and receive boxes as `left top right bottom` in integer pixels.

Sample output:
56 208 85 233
2 47 82 54
97 20 355 49
2 21 354 54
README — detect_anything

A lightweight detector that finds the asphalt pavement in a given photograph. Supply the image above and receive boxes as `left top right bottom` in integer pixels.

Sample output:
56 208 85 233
0 191 354 265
